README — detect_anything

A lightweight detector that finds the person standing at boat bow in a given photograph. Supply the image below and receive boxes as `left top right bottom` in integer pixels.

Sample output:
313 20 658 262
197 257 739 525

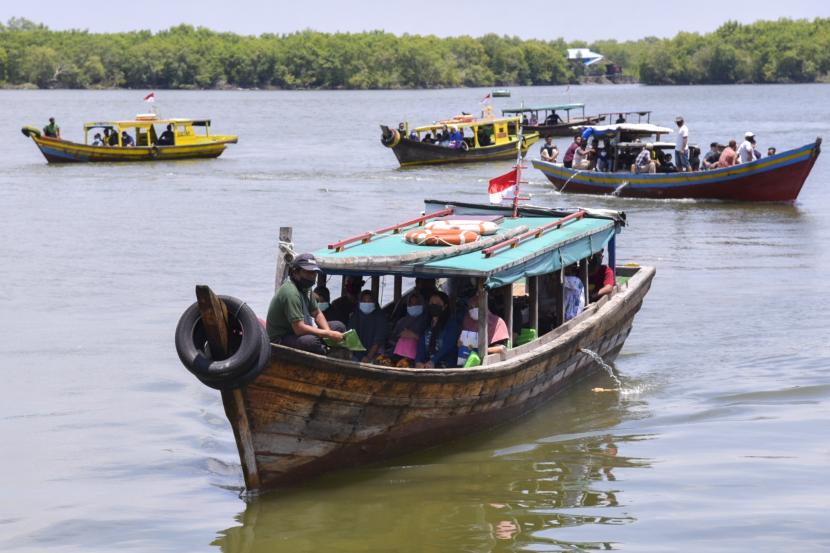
266 253 345 354
43 117 60 139
674 116 691 172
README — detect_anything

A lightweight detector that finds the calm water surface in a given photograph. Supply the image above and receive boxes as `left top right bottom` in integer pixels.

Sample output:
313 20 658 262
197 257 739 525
1 85 829 552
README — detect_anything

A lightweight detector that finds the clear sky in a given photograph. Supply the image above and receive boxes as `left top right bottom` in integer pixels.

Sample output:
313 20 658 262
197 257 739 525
3 0 829 42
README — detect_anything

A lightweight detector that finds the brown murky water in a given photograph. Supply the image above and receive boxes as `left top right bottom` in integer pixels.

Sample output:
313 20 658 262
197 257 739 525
1 85 829 552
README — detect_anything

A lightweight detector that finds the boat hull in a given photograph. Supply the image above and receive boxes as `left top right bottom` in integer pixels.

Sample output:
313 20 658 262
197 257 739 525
532 139 821 201
382 132 539 167
222 266 655 490
26 135 234 163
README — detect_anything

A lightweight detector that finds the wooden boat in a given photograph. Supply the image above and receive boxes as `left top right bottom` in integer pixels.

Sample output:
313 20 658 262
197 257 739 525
533 123 822 201
492 88 511 97
174 199 655 491
21 115 237 163
380 109 539 167
502 103 604 137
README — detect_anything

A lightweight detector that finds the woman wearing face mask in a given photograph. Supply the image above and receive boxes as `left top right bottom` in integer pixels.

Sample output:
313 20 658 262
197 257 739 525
313 285 331 318
415 291 462 368
458 292 510 358
391 293 428 364
348 290 389 363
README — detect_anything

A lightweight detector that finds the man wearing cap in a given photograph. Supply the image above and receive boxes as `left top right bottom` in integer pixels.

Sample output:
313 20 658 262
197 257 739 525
674 116 690 172
737 132 757 164
266 253 344 354
326 275 364 325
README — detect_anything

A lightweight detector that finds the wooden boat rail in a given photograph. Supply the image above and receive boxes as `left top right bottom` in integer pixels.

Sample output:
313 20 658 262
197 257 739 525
482 211 586 258
328 208 454 252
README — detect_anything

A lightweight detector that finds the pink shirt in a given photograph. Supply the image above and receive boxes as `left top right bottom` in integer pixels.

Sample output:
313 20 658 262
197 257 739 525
462 311 510 345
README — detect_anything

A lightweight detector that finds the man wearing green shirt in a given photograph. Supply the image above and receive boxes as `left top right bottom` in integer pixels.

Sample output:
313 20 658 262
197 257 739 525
43 117 60 139
267 253 344 354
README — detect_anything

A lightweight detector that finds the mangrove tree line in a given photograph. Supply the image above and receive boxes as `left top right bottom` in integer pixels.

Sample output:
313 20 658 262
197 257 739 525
0 17 828 89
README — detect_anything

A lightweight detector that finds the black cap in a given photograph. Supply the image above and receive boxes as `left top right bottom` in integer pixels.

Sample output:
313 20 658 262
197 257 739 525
292 253 322 272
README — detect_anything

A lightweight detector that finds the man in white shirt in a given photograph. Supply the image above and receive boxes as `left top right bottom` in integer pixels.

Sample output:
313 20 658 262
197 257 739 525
737 131 757 164
674 116 690 172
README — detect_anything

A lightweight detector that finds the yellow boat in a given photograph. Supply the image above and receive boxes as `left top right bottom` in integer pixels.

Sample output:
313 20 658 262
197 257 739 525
21 114 238 163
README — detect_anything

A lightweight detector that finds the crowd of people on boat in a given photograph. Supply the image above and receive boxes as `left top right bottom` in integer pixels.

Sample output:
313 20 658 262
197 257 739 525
401 122 494 150
521 111 563 127
42 118 176 148
543 115 776 174
266 252 616 368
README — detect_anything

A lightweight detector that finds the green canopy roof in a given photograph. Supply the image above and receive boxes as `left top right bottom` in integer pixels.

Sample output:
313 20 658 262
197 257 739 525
313 202 618 289
502 103 584 114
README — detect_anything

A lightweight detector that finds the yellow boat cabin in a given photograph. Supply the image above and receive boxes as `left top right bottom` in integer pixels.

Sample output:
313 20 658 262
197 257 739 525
21 113 238 164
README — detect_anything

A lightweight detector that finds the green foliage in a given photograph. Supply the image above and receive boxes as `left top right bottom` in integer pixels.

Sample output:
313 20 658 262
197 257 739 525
0 20 571 89
0 17 827 88
591 17 830 84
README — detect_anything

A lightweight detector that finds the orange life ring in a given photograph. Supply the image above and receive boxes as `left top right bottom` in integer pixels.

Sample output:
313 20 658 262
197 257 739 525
425 220 499 235
404 228 480 246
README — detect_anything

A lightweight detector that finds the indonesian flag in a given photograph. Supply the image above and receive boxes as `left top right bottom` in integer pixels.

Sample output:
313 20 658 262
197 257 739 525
143 92 155 103
488 168 518 203
481 92 491 103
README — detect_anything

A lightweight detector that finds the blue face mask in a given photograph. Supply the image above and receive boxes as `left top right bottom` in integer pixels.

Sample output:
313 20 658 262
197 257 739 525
317 302 329 311
407 305 424 317
359 302 375 314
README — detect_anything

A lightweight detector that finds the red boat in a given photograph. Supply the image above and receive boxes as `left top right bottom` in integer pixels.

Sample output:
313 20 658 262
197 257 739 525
532 138 822 202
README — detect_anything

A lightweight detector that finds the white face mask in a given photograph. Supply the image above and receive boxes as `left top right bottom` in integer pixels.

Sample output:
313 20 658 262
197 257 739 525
468 307 479 321
359 302 375 314
317 302 329 311
407 305 424 317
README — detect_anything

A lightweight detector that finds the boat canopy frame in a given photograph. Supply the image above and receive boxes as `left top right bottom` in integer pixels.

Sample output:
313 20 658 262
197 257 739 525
501 103 586 122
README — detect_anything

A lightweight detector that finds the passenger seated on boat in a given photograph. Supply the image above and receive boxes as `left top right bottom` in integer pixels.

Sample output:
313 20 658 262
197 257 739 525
349 290 389 363
438 126 451 146
737 132 756 164
529 113 538 125
327 276 364 325
702 142 722 170
588 252 615 303
477 128 492 146
121 131 135 147
459 292 510 357
313 285 331 317
631 143 657 174
657 151 677 173
266 253 345 354
390 293 429 363
718 140 738 167
91 133 104 147
416 291 462 368
594 139 611 172
615 114 627 124
545 111 562 125
107 128 119 146
391 278 437 322
409 131 419 141
157 124 175 146
422 133 434 144
522 115 529 126
449 128 464 148
767 147 777 157
572 140 592 170
540 137 559 163
564 265 585 321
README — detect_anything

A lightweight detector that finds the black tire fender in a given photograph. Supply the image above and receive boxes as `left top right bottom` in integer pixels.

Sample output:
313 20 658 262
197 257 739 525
174 295 269 390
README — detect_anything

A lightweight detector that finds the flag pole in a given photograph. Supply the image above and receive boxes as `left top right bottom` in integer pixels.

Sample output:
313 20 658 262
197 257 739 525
512 129 524 218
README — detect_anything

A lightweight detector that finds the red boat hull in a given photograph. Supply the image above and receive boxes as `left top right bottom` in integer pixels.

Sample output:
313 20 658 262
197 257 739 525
532 139 821 202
